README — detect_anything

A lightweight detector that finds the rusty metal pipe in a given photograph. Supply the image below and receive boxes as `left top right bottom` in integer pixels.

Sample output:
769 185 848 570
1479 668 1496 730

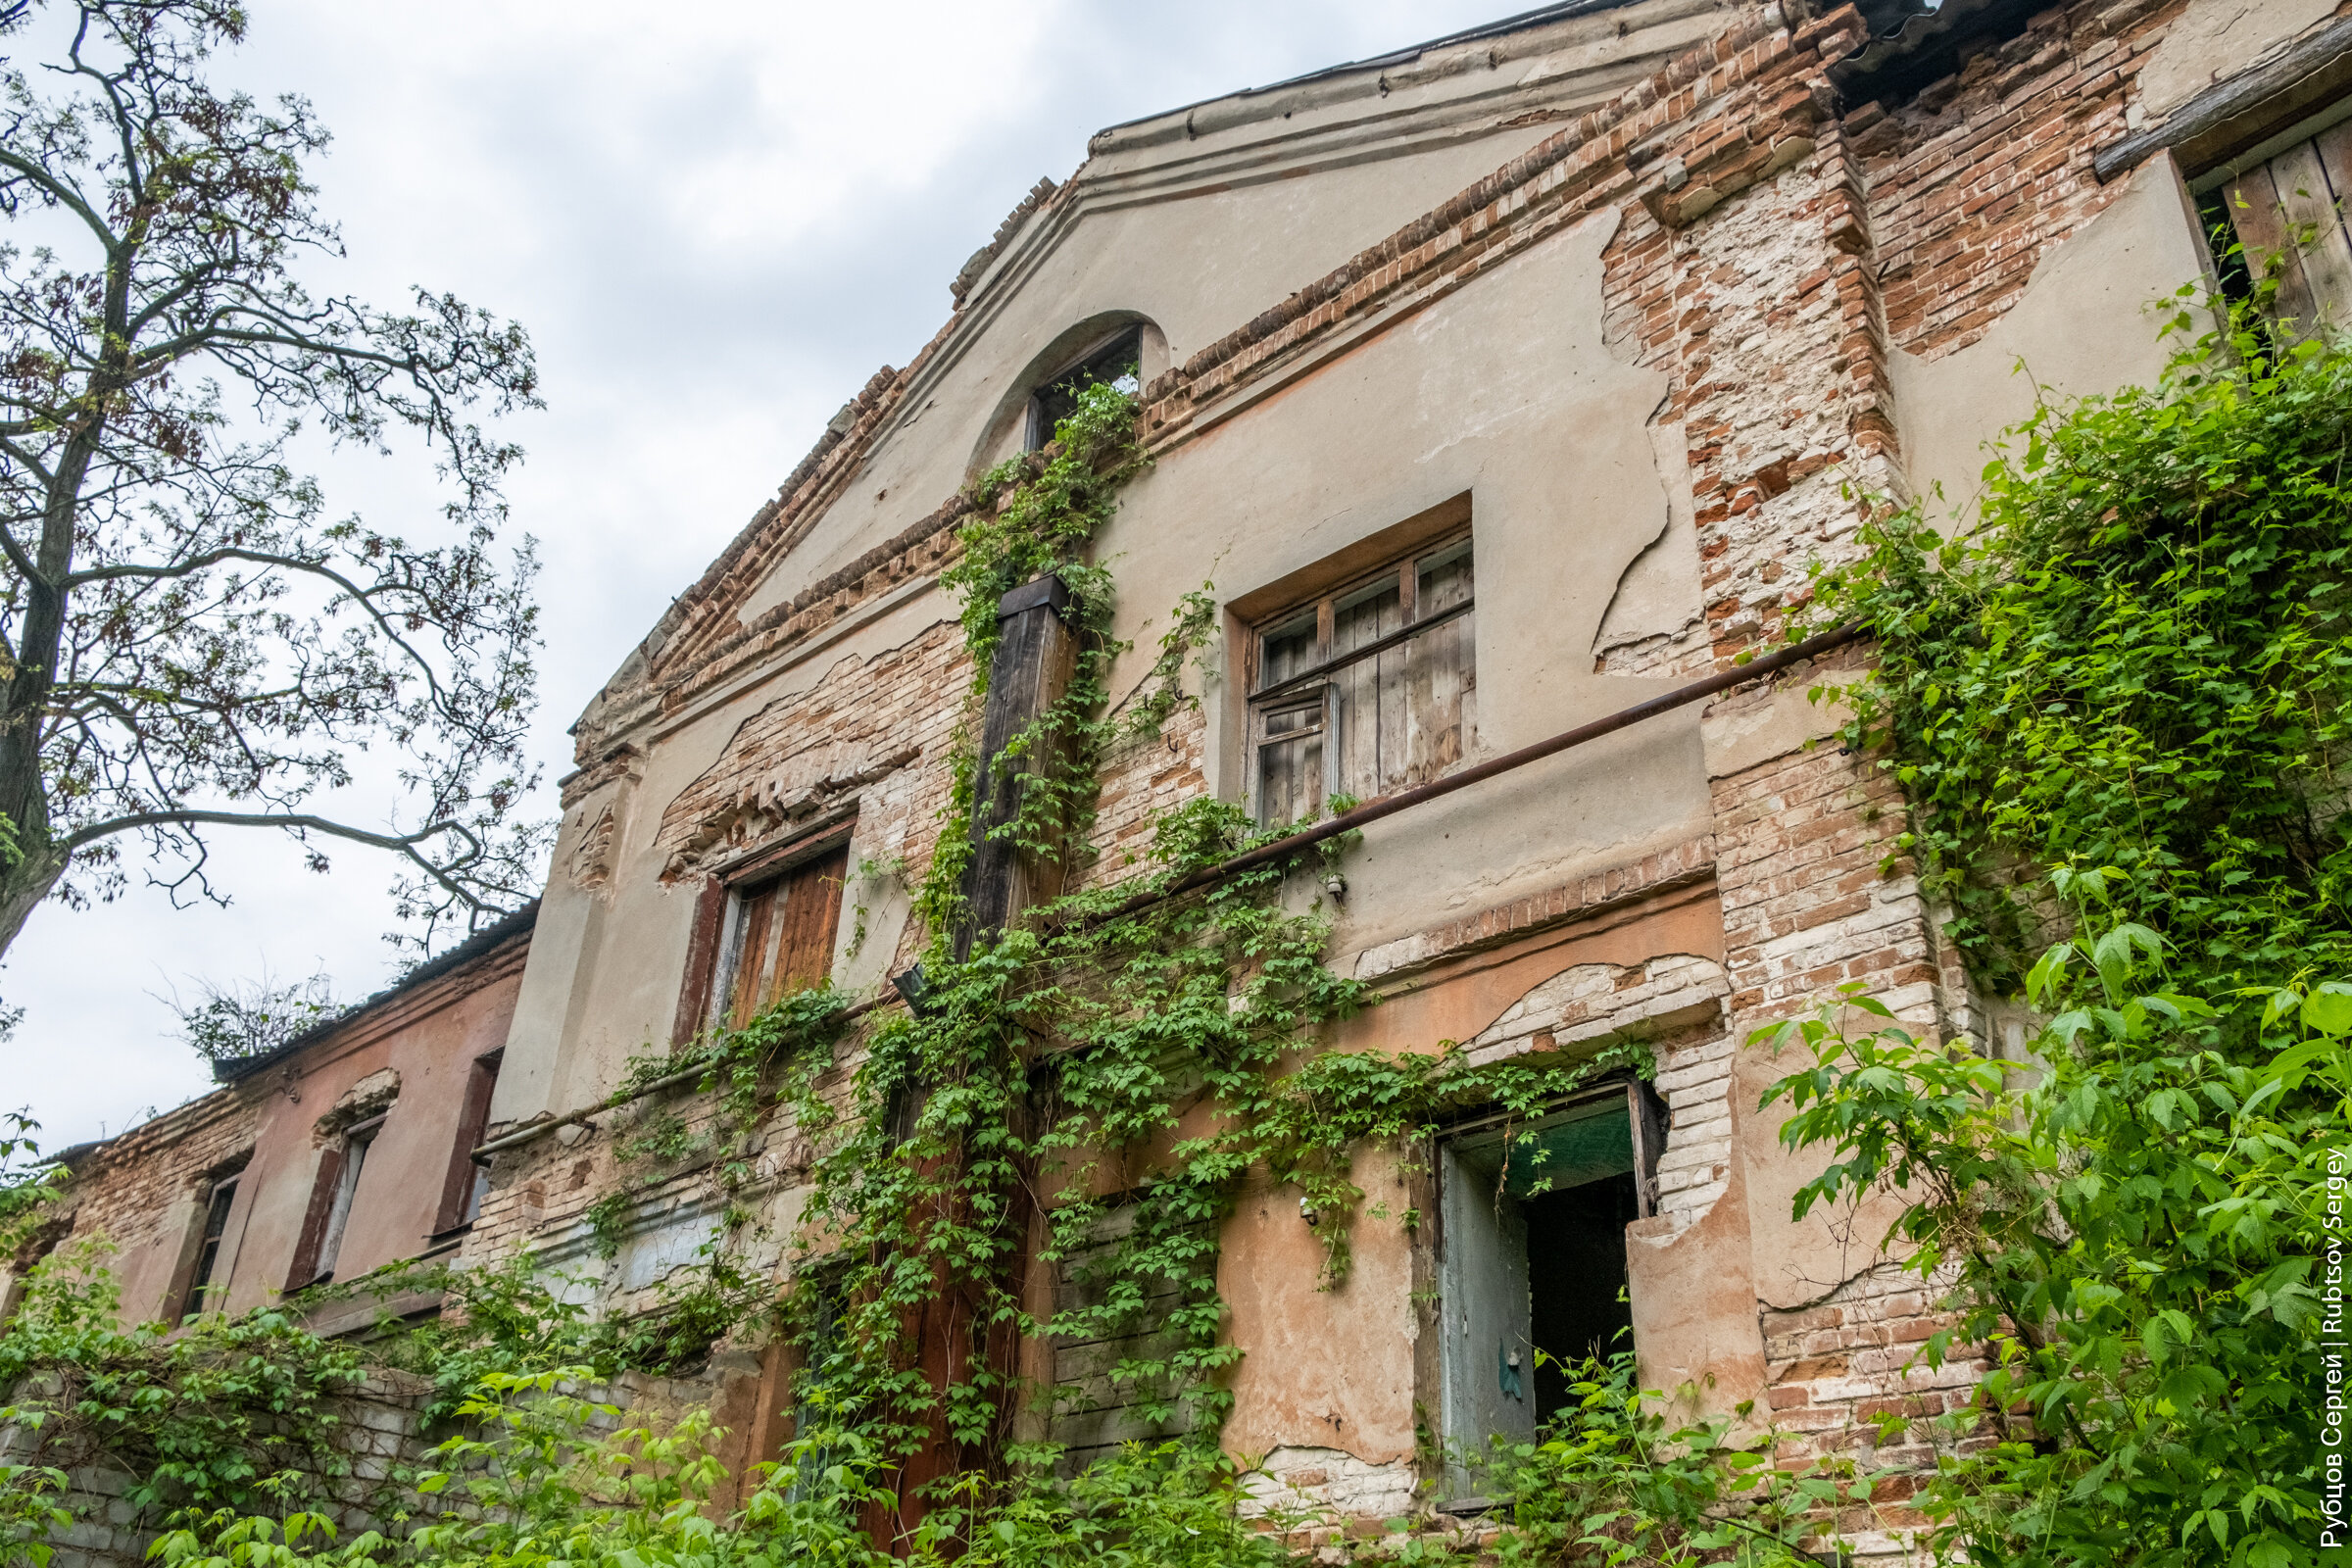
469 988 904 1160
473 624 1863 1159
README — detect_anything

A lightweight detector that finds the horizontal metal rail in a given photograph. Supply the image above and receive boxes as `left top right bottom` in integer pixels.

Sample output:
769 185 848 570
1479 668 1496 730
1092 621 1865 925
469 990 900 1159
471 621 1863 1160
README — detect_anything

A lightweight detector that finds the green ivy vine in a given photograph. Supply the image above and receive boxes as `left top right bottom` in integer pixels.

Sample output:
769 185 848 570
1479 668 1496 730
1769 272 2352 1565
1804 282 2352 994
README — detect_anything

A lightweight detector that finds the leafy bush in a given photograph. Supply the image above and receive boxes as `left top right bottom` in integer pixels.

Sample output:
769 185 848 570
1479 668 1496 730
1764 905 2342 1566
1483 1352 1865 1566
1808 303 2352 990
1780 296 2352 1565
0 1243 367 1517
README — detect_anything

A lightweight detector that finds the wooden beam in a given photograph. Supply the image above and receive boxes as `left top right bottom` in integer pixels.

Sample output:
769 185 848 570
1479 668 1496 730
954 572 1081 959
2094 16 2352 183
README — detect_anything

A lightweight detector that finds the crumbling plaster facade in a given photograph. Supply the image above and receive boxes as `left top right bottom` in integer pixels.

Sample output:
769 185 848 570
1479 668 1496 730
459 0 2313 1533
13 911 531 1331
26 0 2351 1549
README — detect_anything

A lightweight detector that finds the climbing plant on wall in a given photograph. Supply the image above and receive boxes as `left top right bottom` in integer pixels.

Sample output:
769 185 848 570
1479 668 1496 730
1805 289 2352 995
1772 286 2352 1566
0 384 1860 1567
760 379 1668 1497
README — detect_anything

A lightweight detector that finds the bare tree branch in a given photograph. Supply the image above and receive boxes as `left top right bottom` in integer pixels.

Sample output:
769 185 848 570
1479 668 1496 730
0 0 549 972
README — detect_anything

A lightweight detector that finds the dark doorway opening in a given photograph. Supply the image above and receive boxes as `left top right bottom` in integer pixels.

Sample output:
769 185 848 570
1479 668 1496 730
1523 1169 1640 1418
1438 1079 1664 1497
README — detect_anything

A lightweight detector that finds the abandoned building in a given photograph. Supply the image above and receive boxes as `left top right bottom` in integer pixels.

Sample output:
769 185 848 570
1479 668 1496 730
13 906 532 1335
16 0 2352 1552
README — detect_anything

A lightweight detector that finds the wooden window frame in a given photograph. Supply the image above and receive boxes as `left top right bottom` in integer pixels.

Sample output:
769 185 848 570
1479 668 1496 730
2190 91 2352 329
314 1113 383 1284
673 818 855 1046
1245 525 1475 824
1435 1075 1669 1218
170 1159 247 1322
1432 1075 1661 1472
432 1050 504 1240
286 1114 384 1291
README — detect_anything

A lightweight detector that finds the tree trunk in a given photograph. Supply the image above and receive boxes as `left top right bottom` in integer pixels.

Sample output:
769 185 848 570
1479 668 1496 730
0 846 67 962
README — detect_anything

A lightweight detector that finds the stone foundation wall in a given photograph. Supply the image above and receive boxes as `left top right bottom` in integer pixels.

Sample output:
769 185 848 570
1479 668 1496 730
6 1371 432 1568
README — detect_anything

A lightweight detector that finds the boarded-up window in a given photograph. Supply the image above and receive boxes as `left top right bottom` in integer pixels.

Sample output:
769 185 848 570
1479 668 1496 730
2205 109 2352 333
711 843 849 1030
1046 1201 1217 1474
1250 532 1475 825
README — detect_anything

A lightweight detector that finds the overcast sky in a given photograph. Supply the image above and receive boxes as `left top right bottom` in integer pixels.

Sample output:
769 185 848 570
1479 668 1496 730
3 0 1524 1150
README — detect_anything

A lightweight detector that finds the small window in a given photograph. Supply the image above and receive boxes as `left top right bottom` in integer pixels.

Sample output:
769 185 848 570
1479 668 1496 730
290 1114 384 1290
2197 102 2352 332
312 1115 382 1285
710 843 849 1031
1249 532 1477 825
1436 1081 1664 1495
176 1173 240 1321
1027 328 1142 450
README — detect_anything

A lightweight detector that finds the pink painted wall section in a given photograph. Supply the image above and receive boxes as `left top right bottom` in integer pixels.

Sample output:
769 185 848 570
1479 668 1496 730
219 937 528 1313
24 924 529 1328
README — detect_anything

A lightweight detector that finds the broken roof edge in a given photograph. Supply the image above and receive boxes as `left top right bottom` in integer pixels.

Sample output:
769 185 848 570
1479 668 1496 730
1091 0 1648 144
1830 0 2044 99
210 901 540 1087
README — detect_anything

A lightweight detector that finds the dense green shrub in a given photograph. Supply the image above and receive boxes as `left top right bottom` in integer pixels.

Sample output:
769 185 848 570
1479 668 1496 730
1771 297 2352 1565
1808 303 2352 991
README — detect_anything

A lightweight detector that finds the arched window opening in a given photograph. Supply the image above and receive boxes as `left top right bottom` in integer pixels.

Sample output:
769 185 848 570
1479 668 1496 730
1026 327 1142 450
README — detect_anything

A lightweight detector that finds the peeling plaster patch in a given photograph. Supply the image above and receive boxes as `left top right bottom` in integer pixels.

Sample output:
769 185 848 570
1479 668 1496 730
564 803 619 894
1757 1256 1982 1508
1701 676 1852 780
2136 0 2341 117
1592 420 1709 678
1464 955 1737 1228
1648 1029 1736 1228
1890 162 2206 532
1241 1446 1417 1519
316 1069 401 1141
834 858 912 1001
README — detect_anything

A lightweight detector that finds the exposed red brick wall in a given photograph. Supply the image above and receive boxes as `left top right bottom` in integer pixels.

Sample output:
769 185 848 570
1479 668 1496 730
1857 0 2178 361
